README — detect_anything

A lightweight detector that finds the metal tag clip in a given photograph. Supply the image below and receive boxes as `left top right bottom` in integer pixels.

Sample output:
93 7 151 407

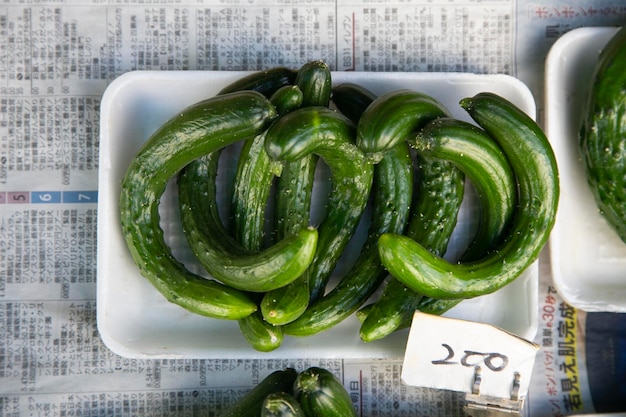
463 367 525 417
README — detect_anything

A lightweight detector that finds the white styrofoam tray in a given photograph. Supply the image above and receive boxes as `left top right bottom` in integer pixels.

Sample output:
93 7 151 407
546 26 626 313
97 70 539 359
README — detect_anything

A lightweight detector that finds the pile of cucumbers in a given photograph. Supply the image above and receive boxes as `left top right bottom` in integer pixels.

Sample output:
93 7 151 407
119 60 559 351
219 367 356 417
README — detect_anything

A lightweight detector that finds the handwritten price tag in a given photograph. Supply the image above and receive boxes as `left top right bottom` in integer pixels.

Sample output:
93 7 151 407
402 312 539 400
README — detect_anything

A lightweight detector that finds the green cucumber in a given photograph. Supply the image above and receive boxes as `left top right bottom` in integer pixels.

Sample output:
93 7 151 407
231 131 283 252
294 60 332 107
580 25 626 243
261 392 306 417
231 83 308 348
294 367 357 417
264 106 375 303
331 82 378 124
177 151 318 293
119 91 276 320
238 311 284 352
270 85 304 116
219 67 298 97
378 92 559 299
359 154 465 342
261 63 335 324
220 368 298 417
284 141 413 336
414 117 516 261
356 89 449 158
357 296 462 332
280 83 378 335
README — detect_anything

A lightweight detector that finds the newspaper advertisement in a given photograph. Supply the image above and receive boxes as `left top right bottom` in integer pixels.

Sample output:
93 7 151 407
1 0 626 415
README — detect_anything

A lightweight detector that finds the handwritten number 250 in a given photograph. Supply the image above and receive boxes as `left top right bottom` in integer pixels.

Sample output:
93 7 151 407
432 343 509 372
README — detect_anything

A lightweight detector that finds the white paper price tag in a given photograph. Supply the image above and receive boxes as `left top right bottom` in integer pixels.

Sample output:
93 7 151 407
402 312 539 400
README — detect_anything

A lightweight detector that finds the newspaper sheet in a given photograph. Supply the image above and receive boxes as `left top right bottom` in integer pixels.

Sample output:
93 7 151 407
1 0 626 415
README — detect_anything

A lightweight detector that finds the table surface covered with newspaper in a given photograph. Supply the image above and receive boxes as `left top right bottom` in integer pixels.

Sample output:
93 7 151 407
1 0 626 415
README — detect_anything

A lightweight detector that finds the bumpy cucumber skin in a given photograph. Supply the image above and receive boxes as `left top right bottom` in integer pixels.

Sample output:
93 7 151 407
120 91 276 319
359 155 465 342
261 392 306 417
378 92 559 299
282 83 380 335
220 368 298 417
580 25 626 243
284 142 413 336
275 60 332 237
178 154 318 293
415 117 516 261
356 89 449 157
261 61 333 325
294 367 357 417
218 67 298 97
265 107 375 303
232 132 282 252
295 60 332 107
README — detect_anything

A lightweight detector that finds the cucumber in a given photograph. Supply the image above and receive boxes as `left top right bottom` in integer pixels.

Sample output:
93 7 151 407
237 311 284 352
270 85 304 116
359 154 465 342
284 142 413 336
219 67 298 97
260 61 332 325
357 296 462 333
231 131 283 252
378 92 559 299
331 82 377 124
220 368 298 417
414 117 516 261
294 60 332 107
261 392 306 417
580 25 626 243
356 89 449 158
177 152 318 293
119 91 276 320
294 367 357 417
264 106 375 303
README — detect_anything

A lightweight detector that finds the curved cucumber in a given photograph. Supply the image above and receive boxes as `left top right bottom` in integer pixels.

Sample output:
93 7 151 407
265 106 375 303
231 131 283 252
378 92 559 299
119 91 276 319
284 142 413 336
261 61 333 325
356 89 449 158
178 153 318 293
580 25 626 243
414 117 516 261
359 155 464 342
